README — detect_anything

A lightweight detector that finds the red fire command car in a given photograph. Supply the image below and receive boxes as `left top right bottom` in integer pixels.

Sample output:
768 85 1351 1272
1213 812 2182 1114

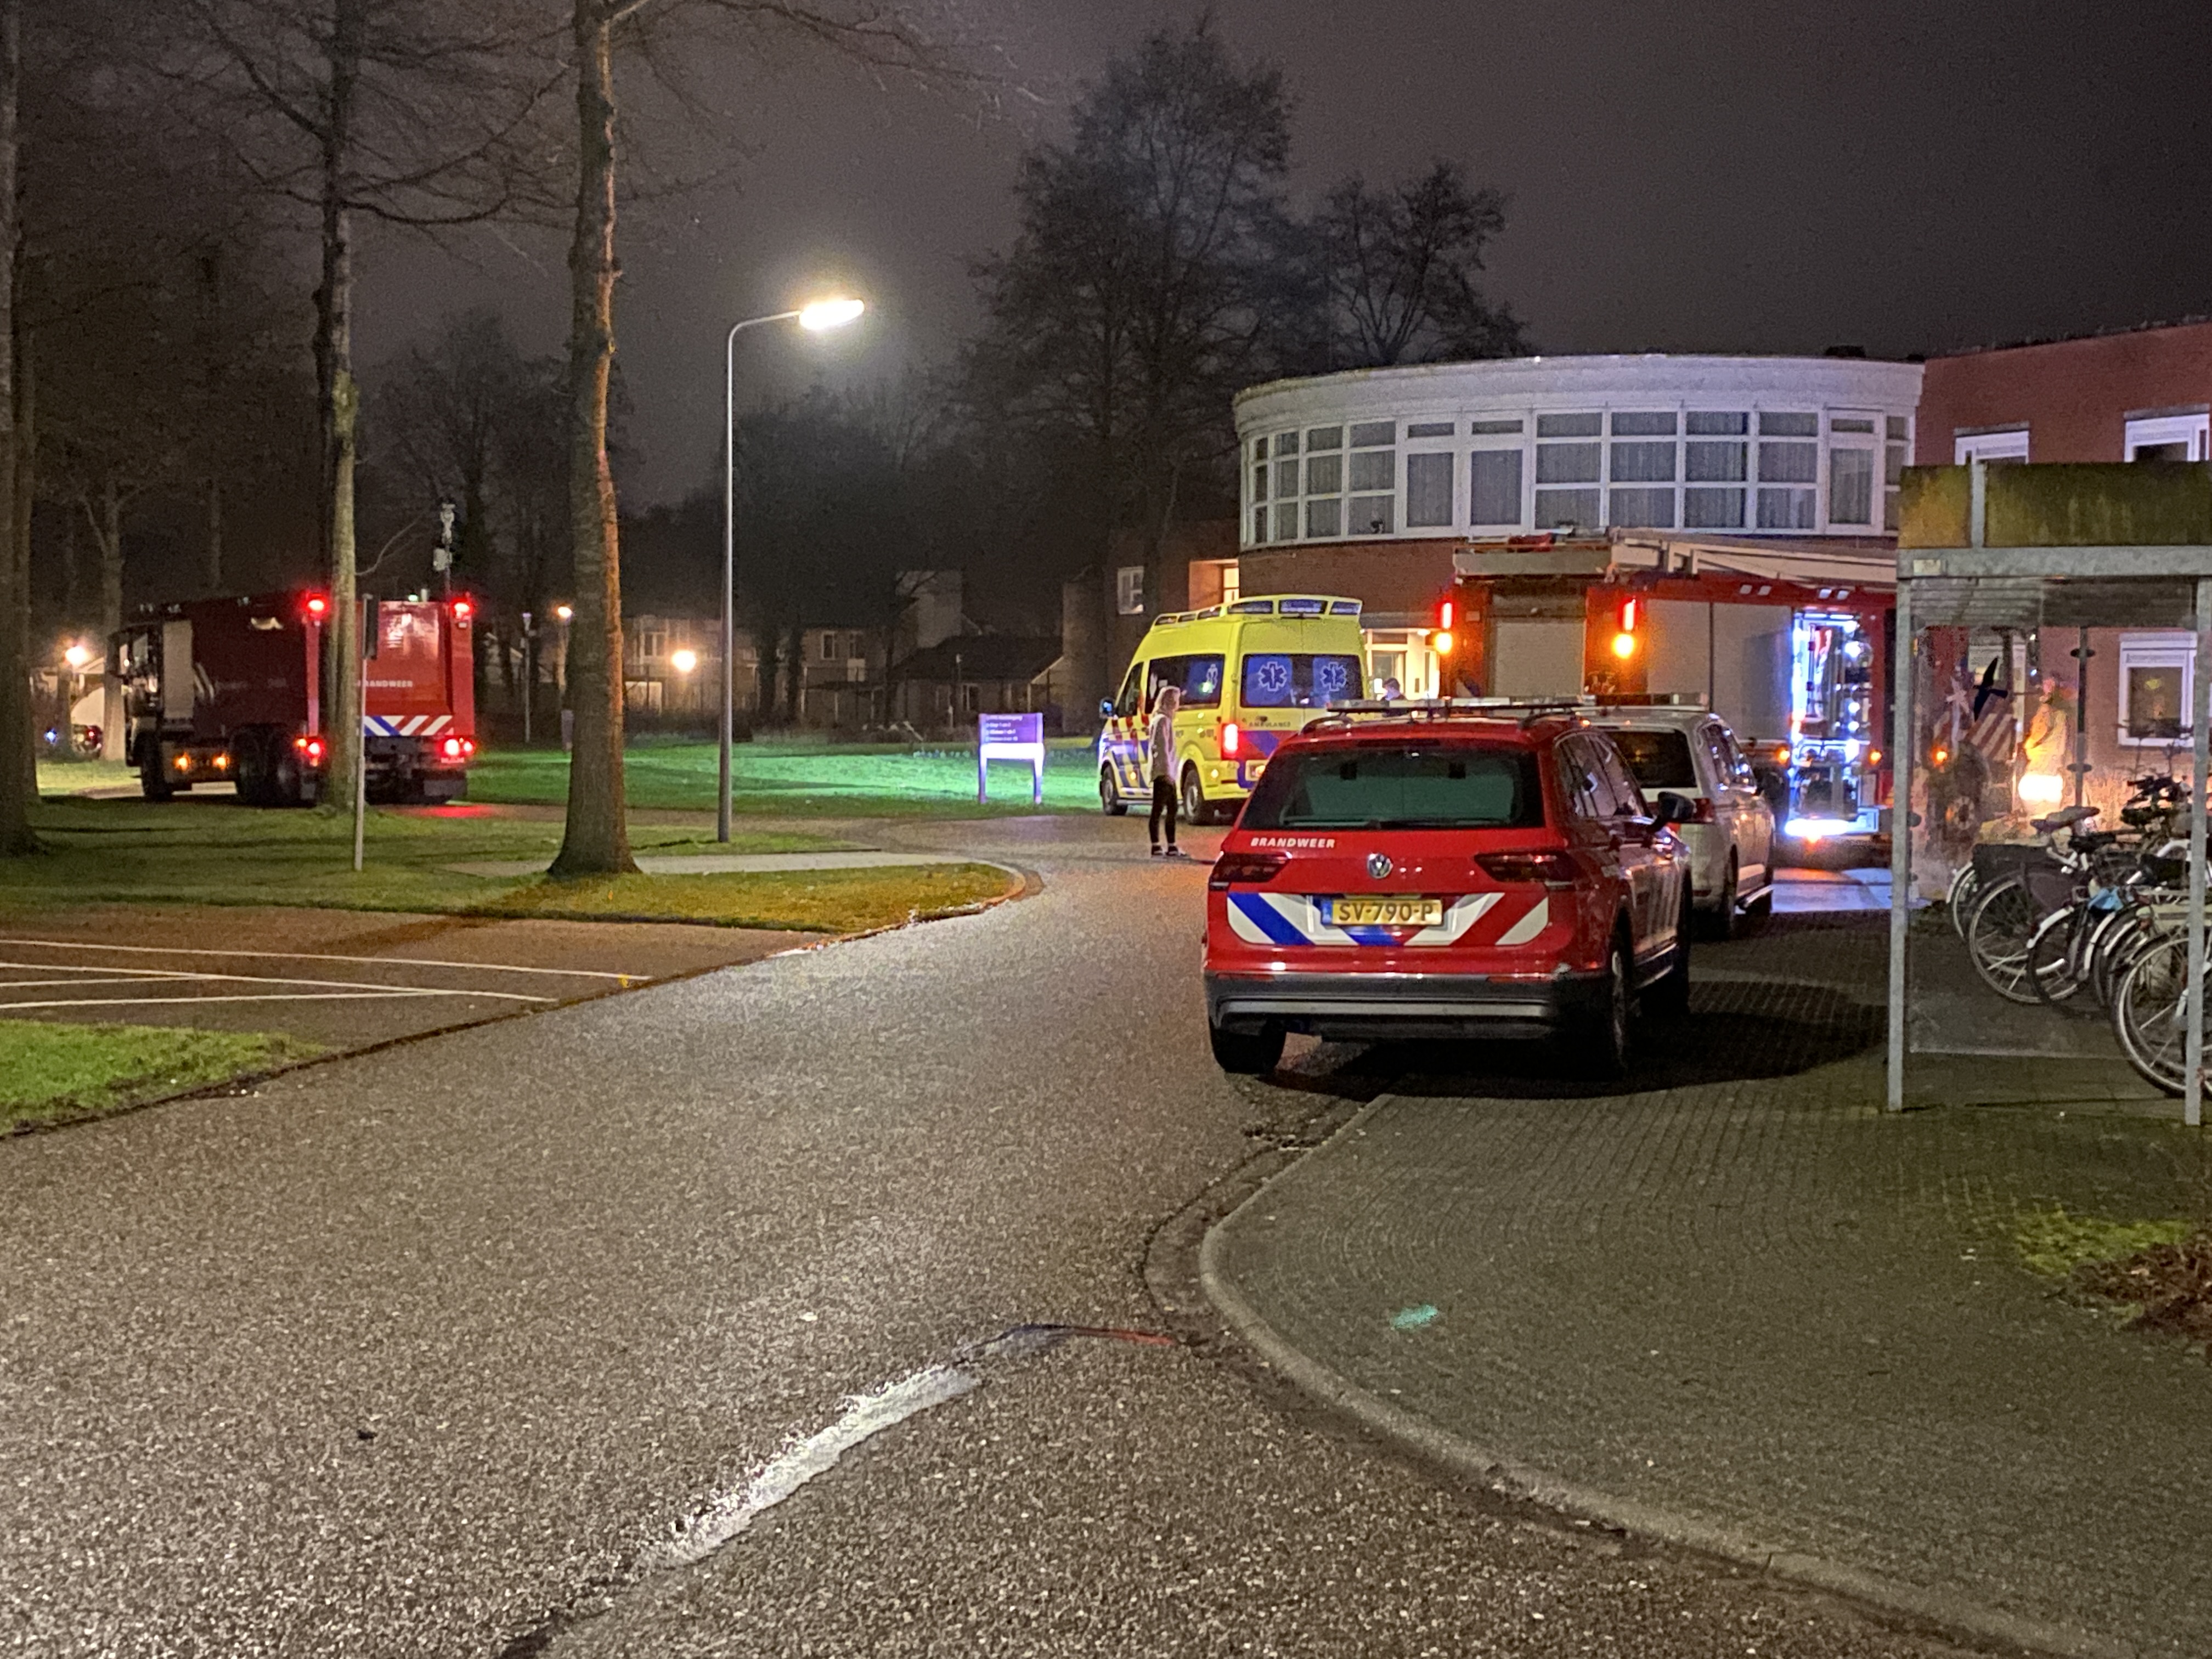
1203 703 1695 1076
114 592 477 806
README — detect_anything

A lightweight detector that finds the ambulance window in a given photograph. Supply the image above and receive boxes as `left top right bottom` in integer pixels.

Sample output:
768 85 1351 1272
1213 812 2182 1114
1151 653 1224 709
1114 662 1146 718
1240 652 1362 709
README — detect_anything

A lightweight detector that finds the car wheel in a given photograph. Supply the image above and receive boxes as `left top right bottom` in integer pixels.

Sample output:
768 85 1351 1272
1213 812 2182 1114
1210 1021 1284 1075
1099 766 1127 816
1702 856 1738 941
1570 933 1632 1079
1646 887 1693 1018
1181 765 1209 827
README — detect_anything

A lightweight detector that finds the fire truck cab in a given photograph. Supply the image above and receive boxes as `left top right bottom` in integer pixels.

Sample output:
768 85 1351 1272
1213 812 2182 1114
1438 535 1893 843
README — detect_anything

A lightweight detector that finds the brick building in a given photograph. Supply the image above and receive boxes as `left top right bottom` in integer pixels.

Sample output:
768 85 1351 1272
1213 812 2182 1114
1916 319 2212 466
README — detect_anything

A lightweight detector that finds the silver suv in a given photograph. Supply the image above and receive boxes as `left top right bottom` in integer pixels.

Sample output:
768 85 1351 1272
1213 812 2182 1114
1585 703 1775 938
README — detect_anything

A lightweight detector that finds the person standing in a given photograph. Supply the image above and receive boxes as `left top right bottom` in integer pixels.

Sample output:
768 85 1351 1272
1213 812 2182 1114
1148 683 1185 857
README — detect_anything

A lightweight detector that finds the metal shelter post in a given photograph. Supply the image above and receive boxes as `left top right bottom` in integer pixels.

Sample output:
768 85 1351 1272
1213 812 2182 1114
1886 577 1914 1113
2188 578 2211 1127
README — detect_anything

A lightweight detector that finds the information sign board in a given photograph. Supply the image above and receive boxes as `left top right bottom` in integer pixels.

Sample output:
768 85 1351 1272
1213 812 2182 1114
978 712 1046 804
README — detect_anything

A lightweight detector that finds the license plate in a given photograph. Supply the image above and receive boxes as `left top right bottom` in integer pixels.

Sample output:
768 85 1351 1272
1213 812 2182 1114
1327 895 1443 927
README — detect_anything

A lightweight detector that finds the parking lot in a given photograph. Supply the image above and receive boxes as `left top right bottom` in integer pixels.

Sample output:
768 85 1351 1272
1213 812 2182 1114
0 902 819 1049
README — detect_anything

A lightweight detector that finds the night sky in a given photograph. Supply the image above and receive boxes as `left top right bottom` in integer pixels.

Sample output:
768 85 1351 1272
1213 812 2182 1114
357 0 2212 506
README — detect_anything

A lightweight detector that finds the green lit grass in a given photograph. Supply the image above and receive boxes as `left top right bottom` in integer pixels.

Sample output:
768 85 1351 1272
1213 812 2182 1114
468 737 1103 817
1 1019 326 1132
36 757 134 795
2013 1206 2196 1280
0 797 999 932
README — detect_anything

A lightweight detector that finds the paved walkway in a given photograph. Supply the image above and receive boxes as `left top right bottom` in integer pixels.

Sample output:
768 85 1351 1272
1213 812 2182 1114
1206 915 2212 1659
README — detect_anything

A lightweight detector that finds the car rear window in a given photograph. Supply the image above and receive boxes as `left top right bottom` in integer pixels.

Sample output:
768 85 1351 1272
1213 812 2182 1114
1605 728 1698 791
1240 744 1547 830
1239 652 1363 709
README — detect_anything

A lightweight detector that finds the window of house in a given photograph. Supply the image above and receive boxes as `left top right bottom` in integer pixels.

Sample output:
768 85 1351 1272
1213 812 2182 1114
1683 412 1748 529
1608 411 1677 528
639 628 665 662
1469 417 1524 434
1829 446 1876 526
1534 413 1602 529
1406 451 1455 527
1347 422 1395 534
1115 565 1145 616
819 631 838 661
1220 561 1241 604
1406 420 1455 438
1886 417 1909 532
1470 448 1523 526
1248 438 1269 543
2125 410 2210 462
1954 427 2030 464
2118 634 2195 744
1756 412 1819 529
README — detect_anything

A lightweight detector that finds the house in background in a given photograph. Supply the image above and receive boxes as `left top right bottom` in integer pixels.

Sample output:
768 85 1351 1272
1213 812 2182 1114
889 634 1061 730
1916 318 2212 466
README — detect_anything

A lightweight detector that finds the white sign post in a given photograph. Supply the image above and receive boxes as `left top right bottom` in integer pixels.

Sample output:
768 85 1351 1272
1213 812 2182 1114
978 712 1046 805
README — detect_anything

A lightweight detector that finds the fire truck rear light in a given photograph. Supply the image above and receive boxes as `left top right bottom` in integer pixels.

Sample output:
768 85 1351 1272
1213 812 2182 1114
306 595 328 618
174 754 191 771
452 600 473 622
442 736 464 759
1476 851 1578 885
1209 851 1287 890
296 736 325 764
1220 721 1240 759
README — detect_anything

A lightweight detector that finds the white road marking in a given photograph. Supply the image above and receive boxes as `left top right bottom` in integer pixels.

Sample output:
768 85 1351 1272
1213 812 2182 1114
0 976 207 990
655 1363 981 1567
0 991 535 1011
0 958 552 1002
0 938 637 980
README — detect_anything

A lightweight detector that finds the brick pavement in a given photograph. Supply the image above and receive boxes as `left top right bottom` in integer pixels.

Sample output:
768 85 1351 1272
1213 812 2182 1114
1205 915 2212 1658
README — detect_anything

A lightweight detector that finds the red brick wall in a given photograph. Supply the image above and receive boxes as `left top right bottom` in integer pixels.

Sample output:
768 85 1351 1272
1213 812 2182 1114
1916 322 2212 465
1234 539 1457 622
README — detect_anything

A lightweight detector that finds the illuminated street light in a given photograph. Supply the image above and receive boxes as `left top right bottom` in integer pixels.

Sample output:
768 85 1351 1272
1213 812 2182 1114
669 647 699 675
721 292 870 841
555 604 573 622
798 296 866 332
62 643 93 671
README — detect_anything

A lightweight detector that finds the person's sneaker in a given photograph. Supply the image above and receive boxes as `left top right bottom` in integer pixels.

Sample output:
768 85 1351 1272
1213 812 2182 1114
1149 845 1164 856
1163 845 1188 859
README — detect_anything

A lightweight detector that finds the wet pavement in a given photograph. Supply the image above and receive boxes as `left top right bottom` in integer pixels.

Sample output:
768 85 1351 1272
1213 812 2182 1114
2 818 1979 1658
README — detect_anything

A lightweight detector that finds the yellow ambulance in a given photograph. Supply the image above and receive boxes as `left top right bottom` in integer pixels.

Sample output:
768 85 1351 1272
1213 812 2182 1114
1097 594 1369 823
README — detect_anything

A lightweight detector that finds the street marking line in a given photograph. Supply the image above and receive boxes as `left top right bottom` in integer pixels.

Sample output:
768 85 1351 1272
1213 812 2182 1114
0 992 545 1011
0 938 639 980
656 1364 980 1568
0 975 221 990
0 959 552 1002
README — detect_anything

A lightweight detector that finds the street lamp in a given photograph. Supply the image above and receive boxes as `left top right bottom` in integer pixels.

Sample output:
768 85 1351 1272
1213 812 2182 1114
721 295 866 840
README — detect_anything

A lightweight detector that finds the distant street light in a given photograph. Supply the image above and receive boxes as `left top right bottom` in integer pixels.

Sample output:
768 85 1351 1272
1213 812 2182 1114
669 647 699 675
720 295 866 842
62 643 93 672
554 603 573 622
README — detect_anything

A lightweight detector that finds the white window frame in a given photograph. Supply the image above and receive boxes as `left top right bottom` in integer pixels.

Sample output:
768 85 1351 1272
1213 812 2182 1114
2125 411 2210 462
1955 427 2030 464
2117 633 2196 747
1115 565 1145 617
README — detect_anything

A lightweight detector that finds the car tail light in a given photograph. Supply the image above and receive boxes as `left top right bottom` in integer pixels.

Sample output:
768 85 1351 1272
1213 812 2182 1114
1220 720 1241 759
1209 850 1287 890
1476 851 1579 885
442 736 464 759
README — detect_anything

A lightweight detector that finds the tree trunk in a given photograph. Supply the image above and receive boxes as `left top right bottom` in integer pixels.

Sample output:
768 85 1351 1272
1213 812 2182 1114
96 478 122 637
550 0 633 876
13 303 32 799
200 247 224 592
783 622 803 725
0 0 29 856
317 0 364 813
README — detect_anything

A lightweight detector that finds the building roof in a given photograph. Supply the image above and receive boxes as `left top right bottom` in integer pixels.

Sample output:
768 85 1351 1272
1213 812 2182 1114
894 635 1061 683
1931 315 2212 363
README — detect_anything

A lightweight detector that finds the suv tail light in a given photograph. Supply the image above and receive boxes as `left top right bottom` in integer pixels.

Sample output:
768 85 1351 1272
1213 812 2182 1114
1209 850 1286 890
1220 720 1241 759
1475 851 1579 886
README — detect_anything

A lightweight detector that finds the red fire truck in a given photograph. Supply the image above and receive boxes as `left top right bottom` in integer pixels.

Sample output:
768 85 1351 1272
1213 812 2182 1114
113 591 477 806
1438 535 1894 840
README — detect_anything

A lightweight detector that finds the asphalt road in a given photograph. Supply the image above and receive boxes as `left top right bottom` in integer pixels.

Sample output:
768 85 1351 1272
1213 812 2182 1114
0 817 1970 1658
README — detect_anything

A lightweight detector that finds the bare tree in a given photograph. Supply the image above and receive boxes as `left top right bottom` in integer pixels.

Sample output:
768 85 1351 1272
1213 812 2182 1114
167 0 564 813
0 0 27 855
549 0 975 876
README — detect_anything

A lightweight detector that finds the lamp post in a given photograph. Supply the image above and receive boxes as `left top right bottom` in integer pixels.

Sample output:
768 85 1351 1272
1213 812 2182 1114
720 296 867 840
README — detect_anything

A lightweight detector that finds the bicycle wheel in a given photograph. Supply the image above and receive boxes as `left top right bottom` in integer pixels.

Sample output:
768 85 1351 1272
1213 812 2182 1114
1948 862 1984 941
2025 905 2089 1007
2086 906 2155 1009
2112 935 2195 1097
1965 876 2044 1005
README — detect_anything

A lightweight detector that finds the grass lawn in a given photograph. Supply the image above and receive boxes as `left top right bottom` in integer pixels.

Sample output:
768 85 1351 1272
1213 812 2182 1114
1 1018 326 1132
470 736 1105 817
36 757 134 795
0 797 1013 933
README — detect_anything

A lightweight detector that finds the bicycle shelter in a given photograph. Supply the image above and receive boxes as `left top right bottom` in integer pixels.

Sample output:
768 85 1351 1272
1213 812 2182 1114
1891 461 2212 1124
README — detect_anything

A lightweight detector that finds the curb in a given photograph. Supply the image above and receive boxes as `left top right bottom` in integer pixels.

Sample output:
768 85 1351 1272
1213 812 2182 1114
1192 1095 2135 1659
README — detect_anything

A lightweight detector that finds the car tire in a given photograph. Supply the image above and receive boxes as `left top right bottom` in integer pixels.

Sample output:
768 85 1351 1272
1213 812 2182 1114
1181 765 1210 827
1210 1021 1284 1075
1646 888 1693 1018
1099 766 1127 816
1570 932 1633 1079
1702 856 1738 941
